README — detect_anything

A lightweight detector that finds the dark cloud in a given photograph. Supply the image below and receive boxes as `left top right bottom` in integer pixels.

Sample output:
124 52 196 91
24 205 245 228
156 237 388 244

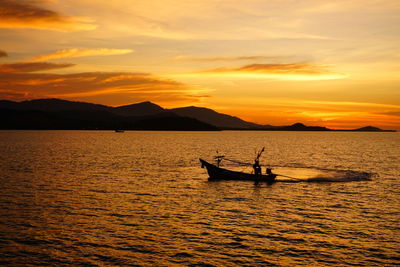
0 62 75 73
0 0 61 21
0 0 95 31
0 68 205 105
0 50 8 57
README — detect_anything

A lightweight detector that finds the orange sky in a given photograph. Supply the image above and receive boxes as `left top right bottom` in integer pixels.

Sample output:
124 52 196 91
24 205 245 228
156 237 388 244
0 0 399 130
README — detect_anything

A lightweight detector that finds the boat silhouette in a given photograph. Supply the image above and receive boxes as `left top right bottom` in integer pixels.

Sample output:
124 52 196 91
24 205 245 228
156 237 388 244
199 158 276 183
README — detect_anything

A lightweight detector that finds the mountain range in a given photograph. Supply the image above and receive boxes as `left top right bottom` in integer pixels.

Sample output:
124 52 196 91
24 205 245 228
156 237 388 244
0 98 395 131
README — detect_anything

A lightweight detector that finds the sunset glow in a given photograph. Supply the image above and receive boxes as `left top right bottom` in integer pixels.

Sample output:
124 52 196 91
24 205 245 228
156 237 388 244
0 0 399 129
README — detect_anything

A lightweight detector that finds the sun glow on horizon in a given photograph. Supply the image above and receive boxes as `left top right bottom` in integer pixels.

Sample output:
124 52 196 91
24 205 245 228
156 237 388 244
0 0 399 130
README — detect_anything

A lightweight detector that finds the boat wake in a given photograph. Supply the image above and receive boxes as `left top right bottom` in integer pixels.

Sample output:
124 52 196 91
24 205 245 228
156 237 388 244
199 158 374 184
273 166 374 183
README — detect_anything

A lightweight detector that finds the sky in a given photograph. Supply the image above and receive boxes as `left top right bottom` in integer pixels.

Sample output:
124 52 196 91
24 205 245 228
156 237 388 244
0 0 399 130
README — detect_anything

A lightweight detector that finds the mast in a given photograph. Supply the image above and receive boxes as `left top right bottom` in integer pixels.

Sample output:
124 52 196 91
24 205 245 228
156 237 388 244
255 147 265 162
214 150 225 167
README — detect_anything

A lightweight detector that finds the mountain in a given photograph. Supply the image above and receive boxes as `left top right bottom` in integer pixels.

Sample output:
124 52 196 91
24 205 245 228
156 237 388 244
114 101 165 116
0 99 263 129
168 106 262 129
0 99 219 130
278 122 330 131
0 108 218 130
0 100 20 110
1 109 77 129
0 98 111 112
352 126 395 132
0 99 169 117
0 98 395 131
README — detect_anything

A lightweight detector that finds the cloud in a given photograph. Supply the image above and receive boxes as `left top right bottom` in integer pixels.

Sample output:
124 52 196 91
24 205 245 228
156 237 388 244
0 0 96 31
0 89 31 100
0 63 207 105
32 48 134 61
0 50 8 57
82 0 339 41
0 62 74 73
178 63 347 81
171 56 290 62
379 111 400 117
211 63 329 75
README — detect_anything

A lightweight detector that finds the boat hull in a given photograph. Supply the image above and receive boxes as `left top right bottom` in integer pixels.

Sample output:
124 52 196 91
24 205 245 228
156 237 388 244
199 158 276 183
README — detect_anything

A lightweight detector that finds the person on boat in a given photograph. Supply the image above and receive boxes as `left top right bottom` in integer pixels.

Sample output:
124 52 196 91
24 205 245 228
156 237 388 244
253 159 262 177
266 167 273 177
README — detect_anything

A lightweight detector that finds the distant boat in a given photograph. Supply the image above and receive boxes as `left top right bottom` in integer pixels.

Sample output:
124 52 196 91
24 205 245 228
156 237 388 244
199 158 277 183
114 129 124 133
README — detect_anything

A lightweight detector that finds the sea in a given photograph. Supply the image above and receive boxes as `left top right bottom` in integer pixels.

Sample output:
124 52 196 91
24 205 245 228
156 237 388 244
0 130 399 266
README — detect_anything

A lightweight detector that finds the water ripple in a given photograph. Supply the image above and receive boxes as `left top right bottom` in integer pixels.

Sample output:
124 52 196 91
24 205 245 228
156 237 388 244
0 131 399 266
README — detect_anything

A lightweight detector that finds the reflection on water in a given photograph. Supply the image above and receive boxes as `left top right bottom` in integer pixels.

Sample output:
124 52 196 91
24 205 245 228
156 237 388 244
0 131 399 266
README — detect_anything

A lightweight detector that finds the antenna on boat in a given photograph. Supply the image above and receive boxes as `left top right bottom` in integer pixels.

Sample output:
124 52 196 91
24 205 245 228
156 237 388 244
255 147 265 162
214 150 225 167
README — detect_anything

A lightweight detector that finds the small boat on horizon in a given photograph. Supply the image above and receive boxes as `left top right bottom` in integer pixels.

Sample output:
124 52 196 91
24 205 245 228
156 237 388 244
115 129 125 133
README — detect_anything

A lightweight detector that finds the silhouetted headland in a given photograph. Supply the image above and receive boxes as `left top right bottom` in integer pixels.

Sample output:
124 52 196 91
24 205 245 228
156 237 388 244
0 99 396 131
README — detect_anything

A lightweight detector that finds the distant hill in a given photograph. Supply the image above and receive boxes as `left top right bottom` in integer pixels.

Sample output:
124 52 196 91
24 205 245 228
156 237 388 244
352 126 395 132
278 123 330 131
0 99 262 129
0 109 218 131
0 99 218 131
114 101 165 116
1 108 77 129
0 98 111 112
0 100 19 110
268 123 394 132
0 98 395 131
168 106 262 129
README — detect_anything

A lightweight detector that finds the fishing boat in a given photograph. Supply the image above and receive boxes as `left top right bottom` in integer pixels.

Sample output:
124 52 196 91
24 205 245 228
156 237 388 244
199 158 276 182
114 129 124 133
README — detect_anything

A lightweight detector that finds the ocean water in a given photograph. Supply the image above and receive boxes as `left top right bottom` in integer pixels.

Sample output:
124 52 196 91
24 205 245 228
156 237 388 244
0 130 399 266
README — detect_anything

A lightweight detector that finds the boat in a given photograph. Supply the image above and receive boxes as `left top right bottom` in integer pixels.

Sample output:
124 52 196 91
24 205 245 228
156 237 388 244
115 129 124 133
199 158 277 183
